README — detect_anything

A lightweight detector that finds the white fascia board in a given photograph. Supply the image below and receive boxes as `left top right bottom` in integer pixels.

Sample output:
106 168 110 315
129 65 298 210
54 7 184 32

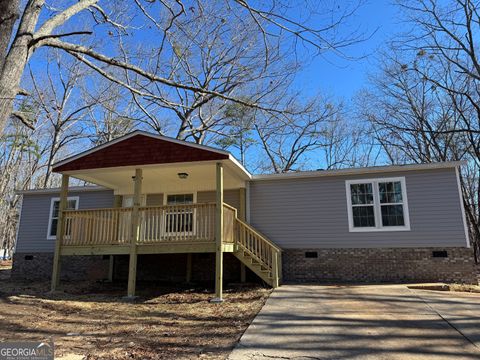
252 161 466 181
15 185 108 195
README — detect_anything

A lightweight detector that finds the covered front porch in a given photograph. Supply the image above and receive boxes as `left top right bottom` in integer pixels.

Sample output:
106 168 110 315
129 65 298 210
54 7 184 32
50 132 281 300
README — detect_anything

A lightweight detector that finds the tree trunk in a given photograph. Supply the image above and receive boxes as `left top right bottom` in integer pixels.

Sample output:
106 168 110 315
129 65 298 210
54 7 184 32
0 0 20 71
0 0 44 135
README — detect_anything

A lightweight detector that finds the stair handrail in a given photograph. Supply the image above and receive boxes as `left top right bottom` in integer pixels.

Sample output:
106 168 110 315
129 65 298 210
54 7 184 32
222 202 282 252
234 218 282 287
224 203 282 287
234 217 282 252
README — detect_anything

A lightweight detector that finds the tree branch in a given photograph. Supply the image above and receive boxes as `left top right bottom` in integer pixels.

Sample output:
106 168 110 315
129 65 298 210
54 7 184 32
11 111 34 130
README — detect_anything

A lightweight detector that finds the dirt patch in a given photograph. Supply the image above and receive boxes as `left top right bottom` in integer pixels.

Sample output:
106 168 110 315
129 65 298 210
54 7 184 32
0 260 11 280
0 278 270 359
408 283 480 293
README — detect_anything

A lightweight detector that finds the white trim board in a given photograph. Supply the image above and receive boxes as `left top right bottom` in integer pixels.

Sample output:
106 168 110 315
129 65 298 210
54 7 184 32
163 191 197 205
46 196 79 240
455 167 470 248
345 177 411 233
253 161 465 181
13 196 24 254
16 185 108 195
162 192 197 236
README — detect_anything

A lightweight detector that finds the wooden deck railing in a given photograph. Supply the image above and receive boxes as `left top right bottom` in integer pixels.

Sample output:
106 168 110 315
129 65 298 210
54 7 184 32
222 204 236 243
63 207 132 246
62 203 234 246
137 203 216 243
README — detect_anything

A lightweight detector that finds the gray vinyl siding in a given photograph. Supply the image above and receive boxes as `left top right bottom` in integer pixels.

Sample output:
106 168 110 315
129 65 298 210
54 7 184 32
146 193 163 206
120 194 164 206
197 190 241 210
146 191 240 208
249 168 468 249
16 190 114 253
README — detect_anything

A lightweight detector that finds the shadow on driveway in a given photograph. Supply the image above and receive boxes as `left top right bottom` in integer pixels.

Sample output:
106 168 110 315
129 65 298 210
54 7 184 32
229 284 480 360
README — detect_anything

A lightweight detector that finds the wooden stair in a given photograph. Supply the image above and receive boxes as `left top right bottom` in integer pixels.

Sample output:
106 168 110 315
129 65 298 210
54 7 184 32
224 205 282 288
234 248 276 286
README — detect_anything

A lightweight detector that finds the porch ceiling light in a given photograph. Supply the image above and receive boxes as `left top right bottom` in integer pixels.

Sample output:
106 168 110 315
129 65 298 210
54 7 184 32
177 172 189 179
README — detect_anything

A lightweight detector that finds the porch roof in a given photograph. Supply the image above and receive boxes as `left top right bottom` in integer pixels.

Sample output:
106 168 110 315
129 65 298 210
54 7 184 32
52 131 251 194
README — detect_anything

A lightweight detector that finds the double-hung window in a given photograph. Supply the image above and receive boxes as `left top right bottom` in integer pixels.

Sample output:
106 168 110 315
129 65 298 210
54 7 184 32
165 194 195 233
47 197 79 239
346 177 410 232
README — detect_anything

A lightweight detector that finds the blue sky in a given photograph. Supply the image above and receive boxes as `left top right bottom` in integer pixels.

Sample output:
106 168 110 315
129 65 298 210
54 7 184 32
295 1 400 100
22 1 404 171
26 1 402 105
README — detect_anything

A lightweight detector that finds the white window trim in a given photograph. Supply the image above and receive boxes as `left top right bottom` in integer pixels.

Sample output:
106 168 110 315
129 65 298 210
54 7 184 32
47 196 79 240
345 177 410 232
163 192 197 235
162 192 197 205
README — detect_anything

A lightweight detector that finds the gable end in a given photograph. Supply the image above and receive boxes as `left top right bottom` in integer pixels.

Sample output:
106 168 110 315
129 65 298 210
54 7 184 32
53 134 229 172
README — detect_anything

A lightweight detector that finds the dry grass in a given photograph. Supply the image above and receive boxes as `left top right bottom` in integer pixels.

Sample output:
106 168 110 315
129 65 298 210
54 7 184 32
0 266 270 359
0 260 12 273
408 283 480 293
448 283 480 293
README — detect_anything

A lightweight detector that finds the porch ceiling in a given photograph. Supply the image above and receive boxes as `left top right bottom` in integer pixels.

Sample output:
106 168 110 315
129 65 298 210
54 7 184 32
68 160 248 194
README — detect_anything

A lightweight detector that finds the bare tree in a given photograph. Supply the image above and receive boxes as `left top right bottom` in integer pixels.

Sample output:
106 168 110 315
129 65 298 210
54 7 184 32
253 95 342 173
130 1 294 144
321 110 373 169
392 0 480 260
28 54 102 186
214 102 256 166
0 0 365 136
0 111 43 258
360 46 480 261
85 81 135 145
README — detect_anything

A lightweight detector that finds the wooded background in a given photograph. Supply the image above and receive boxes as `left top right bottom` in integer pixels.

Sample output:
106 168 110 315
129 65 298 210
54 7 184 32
0 0 478 262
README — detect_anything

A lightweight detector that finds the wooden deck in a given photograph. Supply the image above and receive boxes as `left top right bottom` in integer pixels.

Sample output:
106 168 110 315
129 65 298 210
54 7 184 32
59 202 282 287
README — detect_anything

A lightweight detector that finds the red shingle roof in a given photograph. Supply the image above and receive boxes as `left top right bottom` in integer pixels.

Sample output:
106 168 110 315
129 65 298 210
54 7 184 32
53 132 229 172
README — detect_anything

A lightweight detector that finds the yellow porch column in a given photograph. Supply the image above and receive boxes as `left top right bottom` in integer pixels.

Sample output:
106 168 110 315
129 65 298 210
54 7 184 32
127 168 142 298
51 174 69 292
239 187 247 283
212 162 224 302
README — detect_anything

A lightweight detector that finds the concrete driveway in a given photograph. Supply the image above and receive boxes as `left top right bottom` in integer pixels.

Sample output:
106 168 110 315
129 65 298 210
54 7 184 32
229 284 480 360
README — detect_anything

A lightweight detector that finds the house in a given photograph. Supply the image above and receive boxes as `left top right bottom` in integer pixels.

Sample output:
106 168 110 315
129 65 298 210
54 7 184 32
12 131 478 299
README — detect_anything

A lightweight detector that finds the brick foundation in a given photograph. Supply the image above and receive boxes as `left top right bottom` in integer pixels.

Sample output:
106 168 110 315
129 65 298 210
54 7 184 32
12 252 243 283
282 247 478 284
13 247 477 285
113 253 242 282
11 252 110 281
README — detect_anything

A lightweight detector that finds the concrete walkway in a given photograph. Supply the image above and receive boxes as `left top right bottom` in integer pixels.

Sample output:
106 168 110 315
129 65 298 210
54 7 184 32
229 284 480 360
